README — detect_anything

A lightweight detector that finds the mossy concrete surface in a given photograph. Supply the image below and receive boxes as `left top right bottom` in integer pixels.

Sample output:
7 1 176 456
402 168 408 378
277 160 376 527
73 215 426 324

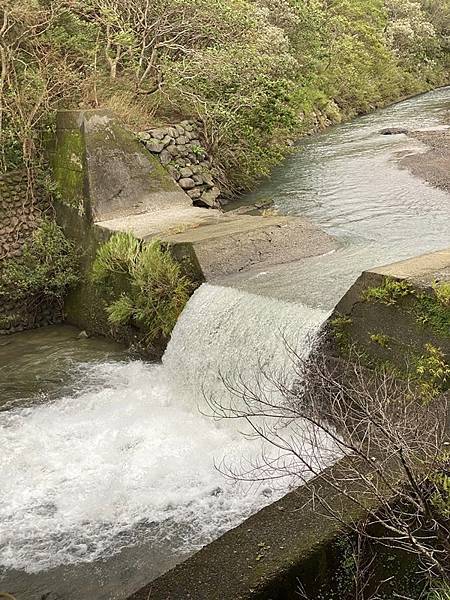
328 248 450 372
53 109 191 222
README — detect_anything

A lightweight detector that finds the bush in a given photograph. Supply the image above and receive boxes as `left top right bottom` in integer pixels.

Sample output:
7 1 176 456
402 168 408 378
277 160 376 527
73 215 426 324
91 233 192 346
2 0 448 194
0 221 79 306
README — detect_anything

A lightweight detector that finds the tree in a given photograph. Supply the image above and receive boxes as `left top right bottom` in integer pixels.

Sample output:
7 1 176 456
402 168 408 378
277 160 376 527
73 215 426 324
0 1 88 180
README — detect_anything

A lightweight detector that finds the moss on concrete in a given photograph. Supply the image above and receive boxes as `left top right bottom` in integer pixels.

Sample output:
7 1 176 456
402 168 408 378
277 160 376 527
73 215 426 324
327 261 450 401
52 128 86 212
364 276 450 339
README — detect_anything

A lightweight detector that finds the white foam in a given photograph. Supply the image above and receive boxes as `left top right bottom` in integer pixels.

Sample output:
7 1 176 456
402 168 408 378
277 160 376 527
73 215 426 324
0 285 329 573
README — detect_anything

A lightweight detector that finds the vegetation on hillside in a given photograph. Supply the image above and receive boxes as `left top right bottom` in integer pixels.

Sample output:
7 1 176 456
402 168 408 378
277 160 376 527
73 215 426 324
0 0 448 194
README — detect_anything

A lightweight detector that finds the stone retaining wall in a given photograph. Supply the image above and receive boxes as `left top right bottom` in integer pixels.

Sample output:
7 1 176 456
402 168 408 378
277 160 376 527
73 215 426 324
139 120 221 208
0 170 45 260
0 170 59 335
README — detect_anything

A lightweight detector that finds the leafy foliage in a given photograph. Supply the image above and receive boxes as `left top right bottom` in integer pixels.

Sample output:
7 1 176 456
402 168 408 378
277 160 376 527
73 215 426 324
91 233 192 346
1 0 448 193
434 281 450 307
414 343 450 398
364 277 413 305
91 232 140 283
0 221 79 304
415 290 450 337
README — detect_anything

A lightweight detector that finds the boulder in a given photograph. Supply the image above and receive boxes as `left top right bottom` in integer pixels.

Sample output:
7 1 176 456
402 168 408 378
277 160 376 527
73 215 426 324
202 173 214 187
196 186 220 208
159 149 172 165
179 177 196 190
150 128 167 140
161 135 173 147
167 165 181 181
177 144 189 156
187 188 202 199
180 167 194 178
145 140 165 153
379 127 409 135
166 144 179 157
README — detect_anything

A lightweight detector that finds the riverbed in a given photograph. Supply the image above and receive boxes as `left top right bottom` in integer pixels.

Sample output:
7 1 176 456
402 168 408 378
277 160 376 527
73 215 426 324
1 87 449 600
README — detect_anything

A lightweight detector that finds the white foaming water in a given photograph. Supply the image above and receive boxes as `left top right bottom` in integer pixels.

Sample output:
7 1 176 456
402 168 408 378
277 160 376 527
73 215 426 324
0 284 327 573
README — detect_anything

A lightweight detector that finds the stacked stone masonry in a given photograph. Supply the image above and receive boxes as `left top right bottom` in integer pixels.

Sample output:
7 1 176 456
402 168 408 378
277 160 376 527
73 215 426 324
139 120 221 208
0 170 59 335
0 170 48 260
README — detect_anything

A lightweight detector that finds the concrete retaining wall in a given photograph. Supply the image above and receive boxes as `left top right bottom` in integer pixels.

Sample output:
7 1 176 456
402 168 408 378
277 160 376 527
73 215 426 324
52 110 337 352
126 248 450 599
326 249 450 378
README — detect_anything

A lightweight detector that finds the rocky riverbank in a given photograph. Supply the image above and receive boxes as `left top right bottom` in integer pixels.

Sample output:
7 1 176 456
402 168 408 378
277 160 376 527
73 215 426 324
402 129 450 193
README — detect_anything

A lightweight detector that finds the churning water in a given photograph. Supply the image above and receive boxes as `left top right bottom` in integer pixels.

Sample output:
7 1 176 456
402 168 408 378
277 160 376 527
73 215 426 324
1 87 450 599
0 289 327 599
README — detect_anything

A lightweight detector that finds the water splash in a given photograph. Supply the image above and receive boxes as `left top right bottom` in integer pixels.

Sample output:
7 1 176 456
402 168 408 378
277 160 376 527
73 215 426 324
0 286 326 573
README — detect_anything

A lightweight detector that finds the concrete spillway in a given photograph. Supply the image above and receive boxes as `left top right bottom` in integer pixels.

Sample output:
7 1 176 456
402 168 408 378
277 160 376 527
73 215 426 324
1 87 449 599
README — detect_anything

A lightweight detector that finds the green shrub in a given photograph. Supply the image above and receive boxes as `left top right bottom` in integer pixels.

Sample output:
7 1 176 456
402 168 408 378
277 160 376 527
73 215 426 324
369 332 391 348
434 281 450 308
415 291 450 337
91 233 192 346
0 220 79 305
364 278 413 305
414 343 450 399
91 232 140 284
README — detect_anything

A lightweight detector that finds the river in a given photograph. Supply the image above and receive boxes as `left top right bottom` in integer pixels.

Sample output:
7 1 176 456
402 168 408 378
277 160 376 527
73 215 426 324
1 87 449 599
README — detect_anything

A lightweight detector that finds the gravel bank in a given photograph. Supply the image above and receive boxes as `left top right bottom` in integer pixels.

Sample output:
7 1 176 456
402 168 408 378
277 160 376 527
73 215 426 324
401 129 450 193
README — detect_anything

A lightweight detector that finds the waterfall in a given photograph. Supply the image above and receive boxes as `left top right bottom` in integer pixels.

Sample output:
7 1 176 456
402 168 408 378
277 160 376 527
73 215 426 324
0 284 328 576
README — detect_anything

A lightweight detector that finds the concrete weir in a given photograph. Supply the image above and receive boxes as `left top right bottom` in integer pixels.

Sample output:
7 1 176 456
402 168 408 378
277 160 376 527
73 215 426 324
127 248 449 600
53 109 336 282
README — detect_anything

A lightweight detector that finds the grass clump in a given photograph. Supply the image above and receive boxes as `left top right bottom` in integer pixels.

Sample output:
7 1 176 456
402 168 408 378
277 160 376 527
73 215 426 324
91 232 140 281
415 293 450 338
91 232 192 347
369 332 391 348
0 220 79 306
433 282 450 308
364 278 413 306
330 314 353 350
428 583 450 600
414 343 450 400
413 282 450 338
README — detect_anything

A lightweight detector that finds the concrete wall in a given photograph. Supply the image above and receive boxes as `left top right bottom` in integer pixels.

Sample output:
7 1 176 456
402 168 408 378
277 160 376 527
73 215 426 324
326 249 450 383
126 248 450 599
53 110 192 222
127 456 419 600
51 110 337 353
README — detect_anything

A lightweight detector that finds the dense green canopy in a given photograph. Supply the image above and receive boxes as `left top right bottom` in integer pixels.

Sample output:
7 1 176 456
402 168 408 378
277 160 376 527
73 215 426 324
0 0 448 191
